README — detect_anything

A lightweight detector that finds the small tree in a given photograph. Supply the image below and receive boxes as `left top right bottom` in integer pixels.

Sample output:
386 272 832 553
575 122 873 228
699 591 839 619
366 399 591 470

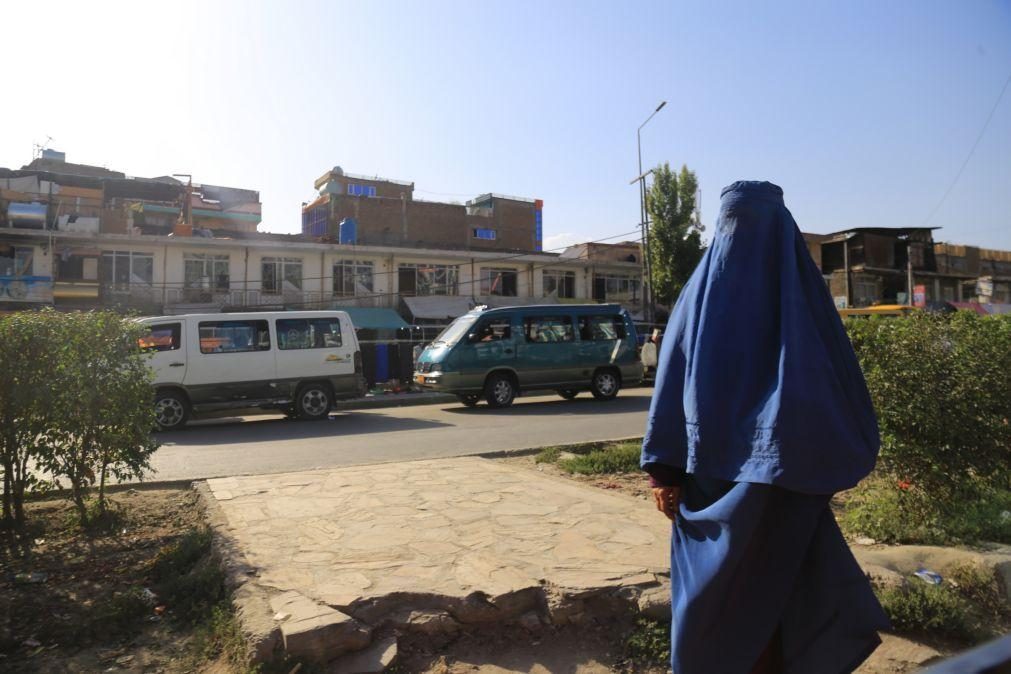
0 312 61 533
41 312 159 524
646 163 705 306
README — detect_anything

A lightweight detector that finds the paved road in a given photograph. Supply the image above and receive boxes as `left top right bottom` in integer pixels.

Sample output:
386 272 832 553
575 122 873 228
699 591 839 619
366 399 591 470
149 389 653 482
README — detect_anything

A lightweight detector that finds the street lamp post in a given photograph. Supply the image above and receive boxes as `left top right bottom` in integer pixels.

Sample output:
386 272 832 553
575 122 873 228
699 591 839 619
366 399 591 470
635 101 666 327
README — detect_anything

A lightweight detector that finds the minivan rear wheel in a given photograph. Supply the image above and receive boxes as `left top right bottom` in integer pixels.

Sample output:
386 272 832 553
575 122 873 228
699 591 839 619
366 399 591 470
590 369 620 400
484 374 516 408
296 383 332 420
154 390 189 431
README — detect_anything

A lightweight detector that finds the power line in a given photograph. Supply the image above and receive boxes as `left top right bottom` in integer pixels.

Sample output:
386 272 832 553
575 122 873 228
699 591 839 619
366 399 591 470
922 69 1011 227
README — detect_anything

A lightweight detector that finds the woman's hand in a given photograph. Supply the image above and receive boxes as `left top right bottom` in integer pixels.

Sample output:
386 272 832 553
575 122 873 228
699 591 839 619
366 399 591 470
652 486 681 521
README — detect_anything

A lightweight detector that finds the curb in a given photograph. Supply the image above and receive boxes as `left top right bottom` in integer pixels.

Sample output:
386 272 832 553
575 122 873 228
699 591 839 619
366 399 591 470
333 393 457 411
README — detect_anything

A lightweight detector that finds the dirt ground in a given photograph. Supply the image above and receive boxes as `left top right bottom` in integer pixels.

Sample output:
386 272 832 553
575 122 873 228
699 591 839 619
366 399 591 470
0 465 960 674
0 487 223 674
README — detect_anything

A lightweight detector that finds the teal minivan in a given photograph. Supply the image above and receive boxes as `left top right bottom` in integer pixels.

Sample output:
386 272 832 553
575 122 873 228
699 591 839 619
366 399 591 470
414 304 642 407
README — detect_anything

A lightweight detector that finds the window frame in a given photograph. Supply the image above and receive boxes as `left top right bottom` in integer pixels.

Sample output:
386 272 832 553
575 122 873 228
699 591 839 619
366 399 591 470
332 259 374 297
184 253 230 291
398 263 459 296
139 322 181 352
523 315 575 344
197 319 271 354
275 317 343 350
542 269 575 299
480 267 519 297
578 314 626 342
101 250 154 290
261 257 304 293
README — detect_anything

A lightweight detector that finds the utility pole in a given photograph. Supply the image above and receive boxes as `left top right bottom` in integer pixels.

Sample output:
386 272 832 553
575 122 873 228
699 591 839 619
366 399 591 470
634 101 666 327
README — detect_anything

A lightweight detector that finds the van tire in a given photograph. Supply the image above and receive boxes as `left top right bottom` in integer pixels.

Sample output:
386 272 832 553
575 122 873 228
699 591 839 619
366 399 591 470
154 390 189 431
459 394 481 407
558 389 580 400
484 373 516 408
590 369 620 401
296 383 332 420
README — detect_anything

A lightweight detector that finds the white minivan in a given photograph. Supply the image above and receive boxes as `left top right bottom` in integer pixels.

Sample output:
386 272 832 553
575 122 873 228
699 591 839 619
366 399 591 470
138 311 366 430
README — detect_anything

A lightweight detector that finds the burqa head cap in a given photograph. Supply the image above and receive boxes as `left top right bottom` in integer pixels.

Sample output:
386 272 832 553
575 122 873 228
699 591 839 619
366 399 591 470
641 181 879 494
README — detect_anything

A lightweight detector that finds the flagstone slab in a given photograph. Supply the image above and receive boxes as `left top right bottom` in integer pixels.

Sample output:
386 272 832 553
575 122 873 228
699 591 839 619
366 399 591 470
205 457 672 663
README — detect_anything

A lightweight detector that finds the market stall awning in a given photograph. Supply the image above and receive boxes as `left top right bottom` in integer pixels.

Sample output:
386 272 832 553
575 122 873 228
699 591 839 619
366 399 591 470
339 307 410 331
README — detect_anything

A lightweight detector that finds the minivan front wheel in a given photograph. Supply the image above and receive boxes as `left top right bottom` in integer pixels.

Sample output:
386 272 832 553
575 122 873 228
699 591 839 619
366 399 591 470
154 390 189 431
590 369 620 400
484 374 516 408
296 383 332 420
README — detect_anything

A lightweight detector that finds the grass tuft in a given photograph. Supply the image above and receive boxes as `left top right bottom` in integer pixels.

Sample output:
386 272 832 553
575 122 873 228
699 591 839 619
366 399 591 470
624 617 670 668
557 442 641 475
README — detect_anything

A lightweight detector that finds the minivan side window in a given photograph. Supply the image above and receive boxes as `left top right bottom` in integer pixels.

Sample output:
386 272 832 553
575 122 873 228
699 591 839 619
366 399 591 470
578 315 626 341
276 318 343 350
139 323 181 352
524 316 574 343
469 318 512 343
199 320 271 354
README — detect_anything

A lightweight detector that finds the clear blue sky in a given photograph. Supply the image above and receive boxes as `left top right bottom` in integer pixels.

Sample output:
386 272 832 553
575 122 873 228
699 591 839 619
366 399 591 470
4 0 1010 249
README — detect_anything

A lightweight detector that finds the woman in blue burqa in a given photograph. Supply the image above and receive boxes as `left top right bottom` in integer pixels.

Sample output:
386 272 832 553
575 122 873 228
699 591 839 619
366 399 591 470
641 181 889 674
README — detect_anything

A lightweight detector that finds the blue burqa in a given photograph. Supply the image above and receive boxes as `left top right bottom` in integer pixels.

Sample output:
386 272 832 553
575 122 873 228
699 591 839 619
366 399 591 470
641 181 889 673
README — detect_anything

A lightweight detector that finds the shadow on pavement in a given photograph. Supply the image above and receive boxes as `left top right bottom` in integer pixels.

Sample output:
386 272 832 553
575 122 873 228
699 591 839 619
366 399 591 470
441 391 651 417
157 412 452 446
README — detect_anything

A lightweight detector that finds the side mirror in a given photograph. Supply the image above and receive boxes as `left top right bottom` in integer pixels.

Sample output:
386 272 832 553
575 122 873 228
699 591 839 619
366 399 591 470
467 333 478 343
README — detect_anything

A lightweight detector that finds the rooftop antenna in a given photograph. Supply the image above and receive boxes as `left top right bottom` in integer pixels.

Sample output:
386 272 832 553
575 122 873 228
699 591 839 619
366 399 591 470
32 136 53 160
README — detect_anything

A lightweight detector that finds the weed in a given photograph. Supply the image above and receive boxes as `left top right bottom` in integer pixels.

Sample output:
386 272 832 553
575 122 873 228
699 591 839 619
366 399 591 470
188 603 252 669
535 446 563 464
624 617 670 667
558 442 641 475
876 580 982 642
153 527 213 581
86 587 151 639
946 562 1007 623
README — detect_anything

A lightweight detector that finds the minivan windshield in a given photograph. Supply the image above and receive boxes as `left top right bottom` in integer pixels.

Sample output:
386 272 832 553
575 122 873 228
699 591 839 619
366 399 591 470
432 314 478 346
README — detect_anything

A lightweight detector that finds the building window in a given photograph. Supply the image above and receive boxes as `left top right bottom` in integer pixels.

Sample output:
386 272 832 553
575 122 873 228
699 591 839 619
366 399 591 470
276 318 342 350
101 251 153 290
524 315 574 343
480 268 518 296
184 254 230 291
262 257 303 293
852 280 878 307
198 320 271 354
542 270 575 298
398 263 459 296
593 273 639 302
472 228 497 241
0 246 33 277
346 183 377 197
333 260 374 297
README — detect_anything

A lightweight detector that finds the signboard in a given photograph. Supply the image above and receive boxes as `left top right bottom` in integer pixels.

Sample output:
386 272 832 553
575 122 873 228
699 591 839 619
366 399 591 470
913 285 927 308
976 277 994 298
833 296 848 309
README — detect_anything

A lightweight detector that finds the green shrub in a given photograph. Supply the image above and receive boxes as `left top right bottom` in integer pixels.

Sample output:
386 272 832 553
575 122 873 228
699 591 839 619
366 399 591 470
877 580 981 642
624 617 670 667
558 442 641 475
535 446 563 464
844 313 1011 544
841 477 1011 545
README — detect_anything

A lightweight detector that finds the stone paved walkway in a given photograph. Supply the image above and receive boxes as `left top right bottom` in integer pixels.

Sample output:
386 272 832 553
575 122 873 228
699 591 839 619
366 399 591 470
205 457 671 667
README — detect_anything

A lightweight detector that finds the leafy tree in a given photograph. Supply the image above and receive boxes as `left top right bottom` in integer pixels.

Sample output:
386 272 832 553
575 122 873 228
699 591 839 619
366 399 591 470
0 310 159 532
41 312 159 523
0 312 60 533
645 163 705 306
